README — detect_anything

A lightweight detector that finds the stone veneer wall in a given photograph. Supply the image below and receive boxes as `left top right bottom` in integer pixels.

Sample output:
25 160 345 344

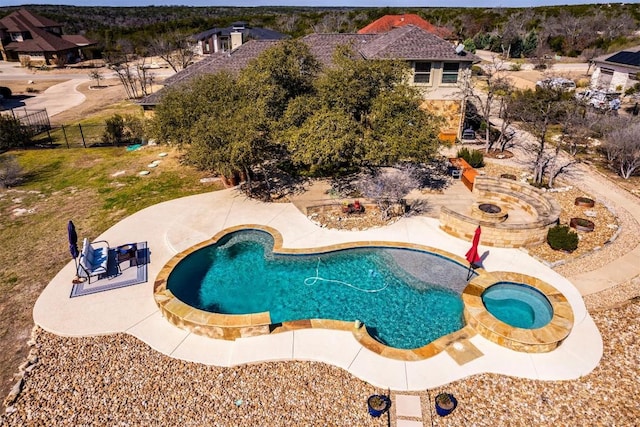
439 176 561 248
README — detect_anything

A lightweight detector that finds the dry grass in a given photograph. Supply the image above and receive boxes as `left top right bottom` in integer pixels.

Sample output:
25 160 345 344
1 79 64 95
0 77 221 398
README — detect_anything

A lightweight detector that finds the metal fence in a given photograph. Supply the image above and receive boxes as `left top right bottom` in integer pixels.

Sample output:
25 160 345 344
2 107 52 138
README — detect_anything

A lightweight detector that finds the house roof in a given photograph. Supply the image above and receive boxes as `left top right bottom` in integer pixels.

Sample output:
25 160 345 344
4 25 78 53
594 45 640 70
605 51 640 68
1 8 95 53
62 34 94 46
0 8 61 32
359 25 476 61
141 26 478 106
141 39 281 105
192 24 286 42
358 14 453 40
300 33 375 66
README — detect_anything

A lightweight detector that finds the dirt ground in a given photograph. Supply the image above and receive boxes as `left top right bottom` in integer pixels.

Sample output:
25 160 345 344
48 78 131 125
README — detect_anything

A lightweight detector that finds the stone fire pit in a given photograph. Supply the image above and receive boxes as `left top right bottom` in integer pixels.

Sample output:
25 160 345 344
471 202 508 223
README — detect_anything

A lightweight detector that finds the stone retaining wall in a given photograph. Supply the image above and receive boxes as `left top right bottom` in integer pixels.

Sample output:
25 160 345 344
440 176 561 248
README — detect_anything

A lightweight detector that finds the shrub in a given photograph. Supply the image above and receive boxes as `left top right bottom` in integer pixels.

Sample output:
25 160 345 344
509 63 522 71
102 114 143 145
547 225 579 252
456 147 485 168
0 115 31 149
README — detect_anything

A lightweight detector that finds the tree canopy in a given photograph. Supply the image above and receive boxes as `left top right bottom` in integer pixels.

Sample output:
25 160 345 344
150 41 443 188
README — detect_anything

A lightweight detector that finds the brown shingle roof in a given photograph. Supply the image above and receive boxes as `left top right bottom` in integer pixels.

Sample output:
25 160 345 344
4 24 78 52
300 33 375 67
0 8 61 32
141 26 479 106
360 25 478 62
1 9 93 53
141 40 280 105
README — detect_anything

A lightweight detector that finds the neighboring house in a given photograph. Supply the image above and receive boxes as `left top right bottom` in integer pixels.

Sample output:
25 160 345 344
0 9 94 65
591 46 640 92
142 25 479 139
358 14 454 41
192 21 287 55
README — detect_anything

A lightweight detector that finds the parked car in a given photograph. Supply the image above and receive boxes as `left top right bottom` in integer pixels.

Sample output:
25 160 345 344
577 89 621 111
535 77 576 91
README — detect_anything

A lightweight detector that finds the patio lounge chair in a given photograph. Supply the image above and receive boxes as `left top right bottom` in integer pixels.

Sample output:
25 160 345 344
77 238 110 284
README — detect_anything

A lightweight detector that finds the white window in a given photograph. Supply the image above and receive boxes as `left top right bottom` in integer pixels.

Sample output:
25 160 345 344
442 63 460 84
413 62 431 84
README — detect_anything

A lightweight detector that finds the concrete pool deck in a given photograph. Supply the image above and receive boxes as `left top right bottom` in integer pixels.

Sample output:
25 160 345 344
33 188 602 391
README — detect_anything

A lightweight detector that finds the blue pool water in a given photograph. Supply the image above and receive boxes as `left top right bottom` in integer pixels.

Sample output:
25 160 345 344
167 230 473 349
482 282 553 329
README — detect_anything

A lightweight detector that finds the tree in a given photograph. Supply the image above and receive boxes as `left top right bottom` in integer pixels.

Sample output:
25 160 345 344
149 72 240 146
509 88 574 186
0 115 30 149
315 45 407 123
149 31 197 73
238 39 320 120
358 165 422 219
459 57 515 152
601 119 640 179
365 87 442 165
280 106 360 175
88 70 103 88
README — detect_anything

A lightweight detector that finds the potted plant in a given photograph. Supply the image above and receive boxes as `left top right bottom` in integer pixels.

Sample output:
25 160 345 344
367 394 390 417
435 392 457 417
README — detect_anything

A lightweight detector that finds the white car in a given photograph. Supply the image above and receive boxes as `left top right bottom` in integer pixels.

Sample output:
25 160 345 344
578 90 621 110
535 77 576 91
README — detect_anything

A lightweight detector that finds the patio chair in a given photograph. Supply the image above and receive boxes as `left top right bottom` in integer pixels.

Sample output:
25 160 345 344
77 238 110 283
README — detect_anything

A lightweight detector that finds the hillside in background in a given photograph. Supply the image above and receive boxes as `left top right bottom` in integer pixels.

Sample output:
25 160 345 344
1 4 639 59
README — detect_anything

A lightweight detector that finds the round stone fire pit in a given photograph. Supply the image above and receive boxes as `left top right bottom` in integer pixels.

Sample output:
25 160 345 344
472 202 508 223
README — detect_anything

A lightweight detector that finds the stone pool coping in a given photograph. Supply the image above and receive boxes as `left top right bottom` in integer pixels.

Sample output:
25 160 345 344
33 189 602 391
154 224 574 361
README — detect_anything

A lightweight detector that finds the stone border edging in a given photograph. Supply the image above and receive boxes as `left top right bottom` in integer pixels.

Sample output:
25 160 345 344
154 225 574 360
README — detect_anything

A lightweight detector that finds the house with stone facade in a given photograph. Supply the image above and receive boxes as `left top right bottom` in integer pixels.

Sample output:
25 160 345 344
191 21 287 56
0 9 94 66
591 46 640 92
141 25 479 140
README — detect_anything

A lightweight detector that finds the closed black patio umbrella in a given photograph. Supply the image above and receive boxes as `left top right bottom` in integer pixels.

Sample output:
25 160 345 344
68 220 79 276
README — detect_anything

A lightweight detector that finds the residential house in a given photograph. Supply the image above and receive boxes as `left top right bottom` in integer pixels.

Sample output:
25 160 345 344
0 8 94 65
591 46 640 92
141 25 479 140
358 14 454 40
192 21 287 56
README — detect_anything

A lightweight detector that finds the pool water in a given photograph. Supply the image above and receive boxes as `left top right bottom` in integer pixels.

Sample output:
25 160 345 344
168 230 471 349
482 282 553 329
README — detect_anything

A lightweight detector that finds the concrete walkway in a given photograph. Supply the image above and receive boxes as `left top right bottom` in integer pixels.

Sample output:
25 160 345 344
564 164 640 295
33 188 602 391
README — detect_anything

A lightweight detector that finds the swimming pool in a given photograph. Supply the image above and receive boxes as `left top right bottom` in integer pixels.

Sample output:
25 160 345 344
167 229 472 349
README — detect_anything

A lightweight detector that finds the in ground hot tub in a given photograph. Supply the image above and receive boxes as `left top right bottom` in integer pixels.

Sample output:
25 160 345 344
462 272 574 353
482 282 553 329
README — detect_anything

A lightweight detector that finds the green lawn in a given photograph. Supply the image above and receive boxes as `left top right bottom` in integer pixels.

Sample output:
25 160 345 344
0 143 220 397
